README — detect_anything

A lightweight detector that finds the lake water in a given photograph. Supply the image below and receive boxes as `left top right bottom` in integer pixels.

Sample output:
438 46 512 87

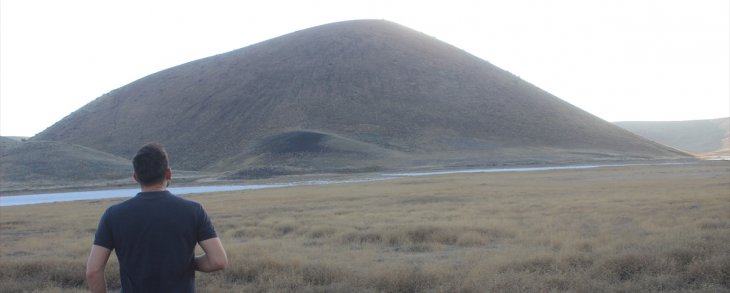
0 178 386 207
0 185 280 207
0 163 683 207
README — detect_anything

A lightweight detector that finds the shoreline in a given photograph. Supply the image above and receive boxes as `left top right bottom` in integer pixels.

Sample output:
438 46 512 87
1 158 701 196
0 160 709 207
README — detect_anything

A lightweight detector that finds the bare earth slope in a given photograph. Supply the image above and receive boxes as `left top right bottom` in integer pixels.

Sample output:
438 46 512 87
615 117 729 157
34 20 688 173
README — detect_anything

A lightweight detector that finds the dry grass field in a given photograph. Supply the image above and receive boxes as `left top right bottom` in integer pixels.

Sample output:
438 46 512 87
1 162 728 292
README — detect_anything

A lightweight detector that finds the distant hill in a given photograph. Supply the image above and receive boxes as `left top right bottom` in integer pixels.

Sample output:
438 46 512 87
0 140 132 192
615 117 729 157
32 20 688 178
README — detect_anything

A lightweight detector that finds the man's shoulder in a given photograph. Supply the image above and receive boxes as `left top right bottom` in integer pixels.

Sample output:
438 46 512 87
156 193 207 216
101 192 205 222
105 191 200 211
104 196 135 211
166 192 203 207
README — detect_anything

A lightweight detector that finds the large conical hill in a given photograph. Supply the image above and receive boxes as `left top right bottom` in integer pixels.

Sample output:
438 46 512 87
34 20 689 173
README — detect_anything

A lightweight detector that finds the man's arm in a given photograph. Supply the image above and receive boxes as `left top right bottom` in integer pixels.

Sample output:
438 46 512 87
86 245 112 293
195 237 228 272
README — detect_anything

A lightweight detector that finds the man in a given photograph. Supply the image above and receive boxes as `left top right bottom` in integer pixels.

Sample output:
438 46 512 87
86 143 227 292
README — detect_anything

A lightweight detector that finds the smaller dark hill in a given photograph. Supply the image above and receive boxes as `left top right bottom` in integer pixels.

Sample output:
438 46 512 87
0 141 132 192
216 130 401 178
257 131 350 154
615 117 729 155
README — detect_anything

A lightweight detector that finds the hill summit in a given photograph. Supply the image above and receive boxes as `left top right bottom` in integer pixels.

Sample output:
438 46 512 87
33 20 688 175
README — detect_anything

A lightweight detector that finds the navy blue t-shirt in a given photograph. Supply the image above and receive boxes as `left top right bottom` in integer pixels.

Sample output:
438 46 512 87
94 191 217 293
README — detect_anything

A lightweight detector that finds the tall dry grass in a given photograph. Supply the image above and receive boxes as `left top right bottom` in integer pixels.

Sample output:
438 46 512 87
1 162 729 292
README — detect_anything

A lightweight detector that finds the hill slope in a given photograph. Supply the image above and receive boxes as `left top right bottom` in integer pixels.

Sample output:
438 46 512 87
615 117 729 157
0 141 132 192
33 20 688 173
0 137 23 155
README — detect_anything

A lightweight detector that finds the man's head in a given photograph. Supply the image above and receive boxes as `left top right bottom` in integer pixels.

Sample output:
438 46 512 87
133 143 171 186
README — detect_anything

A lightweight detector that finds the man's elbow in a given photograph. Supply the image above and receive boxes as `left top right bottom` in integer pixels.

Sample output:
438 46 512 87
85 267 104 281
212 255 228 271
198 237 228 272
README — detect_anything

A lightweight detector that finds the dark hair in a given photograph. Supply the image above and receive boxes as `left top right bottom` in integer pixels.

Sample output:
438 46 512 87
133 143 169 185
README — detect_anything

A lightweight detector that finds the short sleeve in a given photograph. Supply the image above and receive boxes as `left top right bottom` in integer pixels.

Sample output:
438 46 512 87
93 208 115 249
196 204 217 242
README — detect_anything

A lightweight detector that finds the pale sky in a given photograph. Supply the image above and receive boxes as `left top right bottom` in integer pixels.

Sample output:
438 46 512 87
1 0 728 137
